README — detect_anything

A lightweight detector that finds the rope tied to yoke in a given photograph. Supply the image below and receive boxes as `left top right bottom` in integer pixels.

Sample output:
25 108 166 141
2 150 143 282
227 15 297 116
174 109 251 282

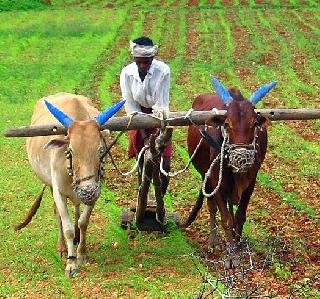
107 110 170 177
107 112 147 177
160 108 220 177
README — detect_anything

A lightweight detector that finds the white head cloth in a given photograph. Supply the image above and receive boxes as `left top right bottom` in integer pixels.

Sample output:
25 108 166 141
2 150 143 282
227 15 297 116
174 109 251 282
130 40 159 57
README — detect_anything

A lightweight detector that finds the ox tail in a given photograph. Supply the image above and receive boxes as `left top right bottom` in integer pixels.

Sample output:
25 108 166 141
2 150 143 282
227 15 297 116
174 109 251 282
14 184 46 231
180 189 204 228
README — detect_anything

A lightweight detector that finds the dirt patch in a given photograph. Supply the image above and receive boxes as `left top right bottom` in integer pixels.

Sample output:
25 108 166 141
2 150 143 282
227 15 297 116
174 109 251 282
186 31 200 60
285 120 320 145
188 0 199 6
221 0 234 6
179 180 320 296
254 0 272 4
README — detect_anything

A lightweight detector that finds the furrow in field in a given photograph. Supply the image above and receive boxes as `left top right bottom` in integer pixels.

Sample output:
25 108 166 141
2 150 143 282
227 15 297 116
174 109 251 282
263 10 319 106
237 9 319 145
291 9 320 34
175 10 320 296
228 10 320 217
244 185 320 296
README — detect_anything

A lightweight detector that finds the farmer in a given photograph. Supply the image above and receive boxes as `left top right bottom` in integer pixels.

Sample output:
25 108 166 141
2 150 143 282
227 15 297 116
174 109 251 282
120 36 172 196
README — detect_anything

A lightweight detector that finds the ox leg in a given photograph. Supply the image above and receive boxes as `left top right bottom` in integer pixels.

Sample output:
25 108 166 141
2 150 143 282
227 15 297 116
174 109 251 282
54 202 67 257
216 194 234 245
215 193 240 268
234 181 256 244
207 197 220 251
74 205 80 245
53 188 77 277
77 204 94 266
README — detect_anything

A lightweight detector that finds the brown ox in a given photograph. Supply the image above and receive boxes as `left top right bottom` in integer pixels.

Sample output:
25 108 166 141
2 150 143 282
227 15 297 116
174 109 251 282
184 78 276 266
17 93 124 276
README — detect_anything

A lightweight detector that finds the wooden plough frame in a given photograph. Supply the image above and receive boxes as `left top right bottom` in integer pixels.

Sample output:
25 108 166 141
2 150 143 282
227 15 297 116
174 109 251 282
4 108 320 231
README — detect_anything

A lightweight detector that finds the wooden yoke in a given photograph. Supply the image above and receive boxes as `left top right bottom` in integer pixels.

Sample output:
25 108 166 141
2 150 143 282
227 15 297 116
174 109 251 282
135 128 173 229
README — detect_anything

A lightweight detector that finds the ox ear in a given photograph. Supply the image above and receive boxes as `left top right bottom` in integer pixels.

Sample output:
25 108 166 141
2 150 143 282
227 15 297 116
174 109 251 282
249 81 278 105
95 99 126 127
44 100 74 127
211 76 233 105
207 115 227 128
44 139 69 150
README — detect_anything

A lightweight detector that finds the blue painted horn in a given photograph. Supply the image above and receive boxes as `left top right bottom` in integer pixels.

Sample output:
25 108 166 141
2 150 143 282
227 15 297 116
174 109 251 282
44 100 74 127
95 99 126 126
249 81 278 105
211 76 233 105
44 98 125 128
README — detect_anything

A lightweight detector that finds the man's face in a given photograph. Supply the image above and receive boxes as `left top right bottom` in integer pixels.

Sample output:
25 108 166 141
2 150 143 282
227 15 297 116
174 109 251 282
134 57 153 76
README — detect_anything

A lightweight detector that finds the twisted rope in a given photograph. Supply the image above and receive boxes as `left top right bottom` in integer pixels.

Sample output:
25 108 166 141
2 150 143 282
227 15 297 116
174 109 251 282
202 132 228 198
160 108 204 177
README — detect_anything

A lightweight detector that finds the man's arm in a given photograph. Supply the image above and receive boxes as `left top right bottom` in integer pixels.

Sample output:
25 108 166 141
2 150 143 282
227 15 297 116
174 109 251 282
155 70 170 111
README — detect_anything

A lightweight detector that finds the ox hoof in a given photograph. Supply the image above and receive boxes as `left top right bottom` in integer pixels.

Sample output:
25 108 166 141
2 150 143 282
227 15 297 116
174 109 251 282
208 235 222 252
224 256 240 269
65 259 79 277
65 264 79 277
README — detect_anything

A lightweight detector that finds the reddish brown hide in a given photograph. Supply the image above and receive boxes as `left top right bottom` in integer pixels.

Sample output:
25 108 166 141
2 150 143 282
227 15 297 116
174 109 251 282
184 88 268 262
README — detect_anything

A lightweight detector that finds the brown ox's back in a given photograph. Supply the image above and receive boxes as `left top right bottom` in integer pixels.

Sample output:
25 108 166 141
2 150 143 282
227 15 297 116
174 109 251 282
188 93 226 177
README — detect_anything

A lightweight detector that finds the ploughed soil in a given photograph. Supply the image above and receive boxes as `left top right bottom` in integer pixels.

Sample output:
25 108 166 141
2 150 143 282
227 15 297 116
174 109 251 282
102 5 319 298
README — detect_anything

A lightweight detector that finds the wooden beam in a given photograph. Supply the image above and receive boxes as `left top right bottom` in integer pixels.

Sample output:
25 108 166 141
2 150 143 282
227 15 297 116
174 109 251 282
4 108 320 137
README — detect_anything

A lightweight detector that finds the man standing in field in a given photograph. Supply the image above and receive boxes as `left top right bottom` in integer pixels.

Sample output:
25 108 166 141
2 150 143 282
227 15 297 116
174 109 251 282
120 36 172 196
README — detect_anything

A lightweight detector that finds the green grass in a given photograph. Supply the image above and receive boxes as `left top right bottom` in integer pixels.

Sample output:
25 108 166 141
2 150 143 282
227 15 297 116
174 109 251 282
0 0 49 11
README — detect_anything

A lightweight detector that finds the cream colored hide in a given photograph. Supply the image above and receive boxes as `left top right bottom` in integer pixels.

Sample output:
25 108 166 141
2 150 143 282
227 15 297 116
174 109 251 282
27 93 108 277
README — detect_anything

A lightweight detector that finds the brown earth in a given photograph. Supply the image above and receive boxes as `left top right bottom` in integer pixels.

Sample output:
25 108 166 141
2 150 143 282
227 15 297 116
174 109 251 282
99 4 319 298
168 6 320 298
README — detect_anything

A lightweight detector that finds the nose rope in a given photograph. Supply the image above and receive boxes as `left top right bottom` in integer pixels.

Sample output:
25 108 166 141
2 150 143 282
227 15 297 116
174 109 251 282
201 126 259 197
226 126 258 173
201 132 228 198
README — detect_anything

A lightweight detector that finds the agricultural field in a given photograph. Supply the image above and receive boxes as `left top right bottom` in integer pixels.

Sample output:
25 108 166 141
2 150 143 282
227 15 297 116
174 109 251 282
0 0 319 298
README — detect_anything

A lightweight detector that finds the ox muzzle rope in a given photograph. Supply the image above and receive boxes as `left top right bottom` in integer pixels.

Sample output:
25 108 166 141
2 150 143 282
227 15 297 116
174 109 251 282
201 125 260 198
223 126 259 174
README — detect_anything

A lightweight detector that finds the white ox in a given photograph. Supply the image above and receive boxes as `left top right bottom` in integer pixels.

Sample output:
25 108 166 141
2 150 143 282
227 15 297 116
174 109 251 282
19 93 124 276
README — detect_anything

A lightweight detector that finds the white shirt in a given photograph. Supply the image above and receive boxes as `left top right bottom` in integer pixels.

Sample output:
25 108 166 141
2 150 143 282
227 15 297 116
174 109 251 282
120 59 170 114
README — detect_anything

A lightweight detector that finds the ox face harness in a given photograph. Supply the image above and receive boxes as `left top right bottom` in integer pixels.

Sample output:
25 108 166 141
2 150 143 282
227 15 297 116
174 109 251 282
222 125 259 173
64 137 108 205
200 124 259 174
